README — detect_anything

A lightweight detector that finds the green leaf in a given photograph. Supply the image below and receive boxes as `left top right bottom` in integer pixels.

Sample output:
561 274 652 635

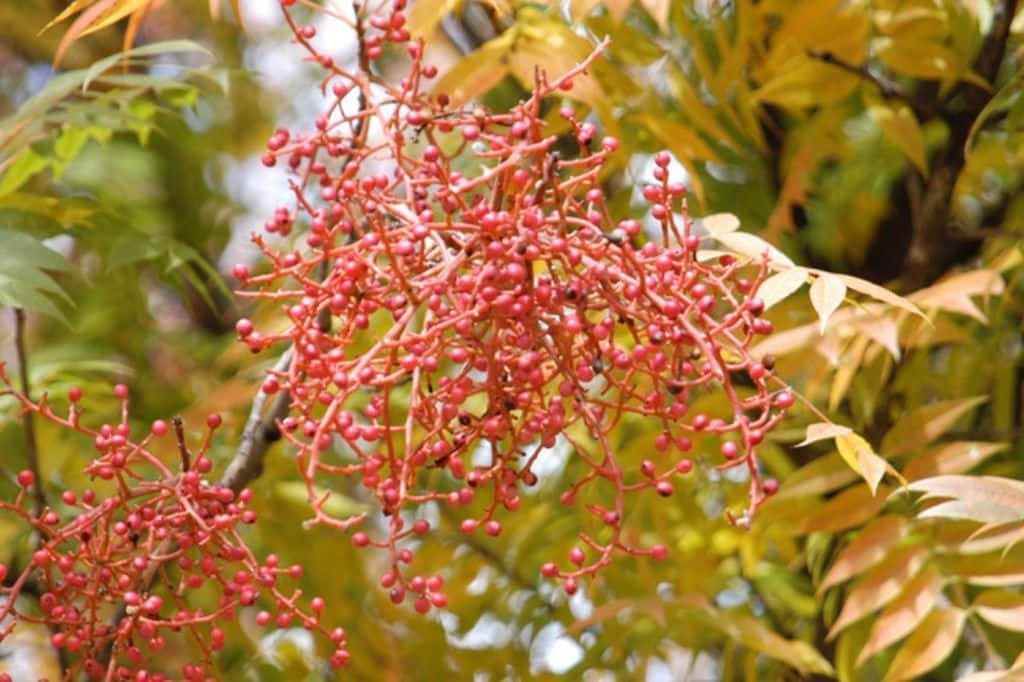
709 610 835 676
0 151 50 197
81 39 213 90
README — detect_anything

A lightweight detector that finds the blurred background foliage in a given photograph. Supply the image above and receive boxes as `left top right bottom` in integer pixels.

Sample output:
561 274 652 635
1 0 1023 679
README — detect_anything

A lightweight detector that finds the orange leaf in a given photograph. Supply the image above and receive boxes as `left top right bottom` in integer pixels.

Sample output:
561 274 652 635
857 566 944 666
798 484 890 536
882 608 964 682
818 516 908 595
827 544 928 639
881 396 988 457
903 442 1008 480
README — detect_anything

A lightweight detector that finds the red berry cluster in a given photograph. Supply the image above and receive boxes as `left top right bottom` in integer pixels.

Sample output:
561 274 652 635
234 0 793 606
0 369 347 680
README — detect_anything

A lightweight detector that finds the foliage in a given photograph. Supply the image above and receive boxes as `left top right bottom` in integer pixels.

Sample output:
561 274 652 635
0 0 1022 680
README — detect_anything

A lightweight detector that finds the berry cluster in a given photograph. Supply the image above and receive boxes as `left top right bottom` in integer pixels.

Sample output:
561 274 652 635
0 369 347 680
234 0 793 607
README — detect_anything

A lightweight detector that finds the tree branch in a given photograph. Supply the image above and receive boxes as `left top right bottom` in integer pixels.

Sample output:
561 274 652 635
218 349 292 493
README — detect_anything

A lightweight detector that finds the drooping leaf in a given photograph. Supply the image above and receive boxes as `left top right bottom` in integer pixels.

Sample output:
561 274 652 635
797 422 852 447
857 566 945 666
881 396 988 457
882 608 964 682
798 484 891 535
909 437 1004 485
818 516 908 594
433 32 514 107
827 544 928 639
973 590 1024 633
911 269 1004 322
0 151 50 197
406 0 462 39
708 609 835 676
868 101 928 176
809 273 847 334
758 267 808 309
905 475 1024 525
836 432 888 495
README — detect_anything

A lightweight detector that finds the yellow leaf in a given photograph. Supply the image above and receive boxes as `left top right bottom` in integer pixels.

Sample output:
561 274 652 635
882 608 965 682
973 590 1024 633
758 267 808 309
876 37 988 88
797 422 852 447
837 432 886 495
868 101 928 176
701 212 740 234
569 0 604 20
818 270 924 318
810 273 847 334
433 31 514 107
407 0 462 39
638 0 670 29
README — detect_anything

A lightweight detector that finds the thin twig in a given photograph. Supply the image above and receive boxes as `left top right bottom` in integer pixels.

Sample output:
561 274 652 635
12 308 71 673
172 416 191 472
13 309 47 518
806 50 936 119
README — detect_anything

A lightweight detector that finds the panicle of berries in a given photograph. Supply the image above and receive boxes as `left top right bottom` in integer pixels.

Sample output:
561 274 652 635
235 0 793 603
0 368 348 680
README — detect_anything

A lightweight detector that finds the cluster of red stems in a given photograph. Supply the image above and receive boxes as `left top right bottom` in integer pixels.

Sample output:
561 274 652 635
0 0 795 677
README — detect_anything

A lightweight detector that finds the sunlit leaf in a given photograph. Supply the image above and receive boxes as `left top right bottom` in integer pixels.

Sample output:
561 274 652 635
882 608 964 682
827 544 928 639
905 475 1024 525
973 590 1024 632
708 610 835 676
836 432 887 495
0 151 50 197
797 422 852 447
798 484 891 535
758 267 808 309
407 0 461 39
433 32 514 107
809 273 847 334
857 566 944 666
818 516 908 594
881 396 988 457
868 102 928 176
